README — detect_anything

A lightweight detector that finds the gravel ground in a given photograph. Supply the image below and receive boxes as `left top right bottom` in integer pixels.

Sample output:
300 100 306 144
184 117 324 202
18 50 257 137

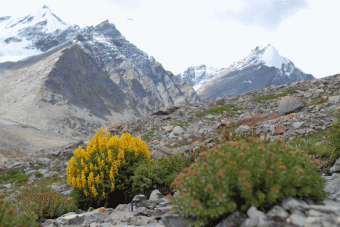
0 117 76 155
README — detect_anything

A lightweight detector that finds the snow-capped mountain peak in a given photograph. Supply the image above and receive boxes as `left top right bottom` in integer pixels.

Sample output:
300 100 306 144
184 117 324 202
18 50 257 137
3 4 70 33
258 45 290 69
193 44 314 101
208 44 296 82
0 5 80 62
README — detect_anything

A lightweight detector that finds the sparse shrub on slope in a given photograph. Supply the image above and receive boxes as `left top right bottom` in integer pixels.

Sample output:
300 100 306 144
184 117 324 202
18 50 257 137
207 104 242 115
0 169 29 185
67 127 152 210
235 113 281 128
167 132 331 227
132 146 206 199
0 193 38 227
15 181 77 220
328 109 340 166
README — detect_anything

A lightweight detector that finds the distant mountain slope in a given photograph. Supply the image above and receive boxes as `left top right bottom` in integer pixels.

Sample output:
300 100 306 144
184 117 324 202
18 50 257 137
0 6 199 140
176 64 225 90
196 45 315 101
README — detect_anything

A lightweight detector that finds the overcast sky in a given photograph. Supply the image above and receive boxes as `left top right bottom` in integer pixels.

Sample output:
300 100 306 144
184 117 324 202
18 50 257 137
0 0 339 78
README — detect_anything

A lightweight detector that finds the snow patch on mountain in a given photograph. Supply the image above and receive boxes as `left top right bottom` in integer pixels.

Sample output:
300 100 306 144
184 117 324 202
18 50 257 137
3 5 70 33
0 5 77 62
209 45 298 81
176 64 225 90
260 45 290 69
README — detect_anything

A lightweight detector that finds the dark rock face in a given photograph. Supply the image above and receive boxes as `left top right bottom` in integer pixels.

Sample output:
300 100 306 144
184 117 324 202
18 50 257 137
0 16 11 22
71 20 200 109
4 37 22 43
17 24 81 51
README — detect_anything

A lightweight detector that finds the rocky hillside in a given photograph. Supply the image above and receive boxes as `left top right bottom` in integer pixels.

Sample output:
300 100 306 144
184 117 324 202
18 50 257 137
0 6 200 141
105 74 339 161
2 74 340 227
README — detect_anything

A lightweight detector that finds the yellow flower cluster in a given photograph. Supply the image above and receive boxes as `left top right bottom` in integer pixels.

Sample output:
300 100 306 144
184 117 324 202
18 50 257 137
66 127 152 199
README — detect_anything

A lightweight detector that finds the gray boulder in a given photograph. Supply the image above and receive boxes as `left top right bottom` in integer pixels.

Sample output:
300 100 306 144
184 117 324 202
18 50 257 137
278 97 306 116
172 126 184 136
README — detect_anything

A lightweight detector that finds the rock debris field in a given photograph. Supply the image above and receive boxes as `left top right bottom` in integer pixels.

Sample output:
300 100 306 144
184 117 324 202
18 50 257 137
2 74 340 226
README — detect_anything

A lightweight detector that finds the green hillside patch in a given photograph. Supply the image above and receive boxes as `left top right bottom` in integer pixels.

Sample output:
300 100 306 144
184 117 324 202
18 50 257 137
255 87 309 103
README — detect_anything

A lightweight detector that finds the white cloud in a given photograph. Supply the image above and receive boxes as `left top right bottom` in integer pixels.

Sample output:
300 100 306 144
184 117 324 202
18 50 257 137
212 0 309 32
104 0 141 10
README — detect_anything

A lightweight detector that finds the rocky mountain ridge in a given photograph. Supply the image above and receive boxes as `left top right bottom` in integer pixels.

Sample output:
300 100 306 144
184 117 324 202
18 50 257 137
185 45 315 101
0 6 199 142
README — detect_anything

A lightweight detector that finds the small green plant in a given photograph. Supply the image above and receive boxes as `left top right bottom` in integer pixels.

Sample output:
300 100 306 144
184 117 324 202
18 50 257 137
196 112 205 117
143 132 154 142
282 125 335 169
132 146 208 199
34 172 43 178
15 181 77 220
167 131 330 227
313 97 329 105
207 104 242 115
0 193 39 227
0 169 28 184
255 88 308 103
175 120 189 127
131 158 180 199
327 110 340 166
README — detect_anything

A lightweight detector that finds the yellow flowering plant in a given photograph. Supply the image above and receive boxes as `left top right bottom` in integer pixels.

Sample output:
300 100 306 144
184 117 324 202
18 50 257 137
67 127 153 210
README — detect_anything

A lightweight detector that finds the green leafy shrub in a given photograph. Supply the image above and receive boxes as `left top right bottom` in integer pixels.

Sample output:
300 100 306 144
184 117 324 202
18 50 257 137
0 193 38 227
34 172 43 178
196 112 205 117
255 87 308 103
0 169 28 184
15 181 77 220
175 120 189 127
328 110 340 166
131 146 207 199
67 127 153 210
131 159 177 199
207 104 242 115
142 131 154 142
168 132 330 227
